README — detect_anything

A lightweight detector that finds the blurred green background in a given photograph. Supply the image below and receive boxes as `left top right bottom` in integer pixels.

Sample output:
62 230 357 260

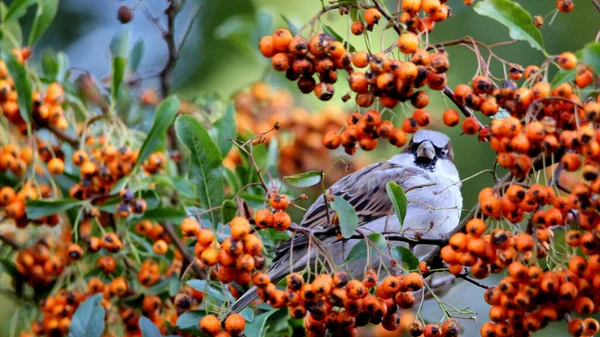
2 0 599 335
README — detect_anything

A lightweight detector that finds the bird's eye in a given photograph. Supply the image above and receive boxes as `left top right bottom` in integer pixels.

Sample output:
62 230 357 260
437 148 448 158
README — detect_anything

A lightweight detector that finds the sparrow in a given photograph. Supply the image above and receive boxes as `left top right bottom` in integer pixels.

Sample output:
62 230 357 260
230 129 462 314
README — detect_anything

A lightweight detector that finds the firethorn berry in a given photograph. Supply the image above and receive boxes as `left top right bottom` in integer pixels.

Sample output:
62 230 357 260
351 21 365 35
272 28 293 52
398 33 419 54
181 217 200 237
199 314 221 335
272 52 290 71
152 240 168 255
223 313 245 335
117 6 133 24
412 109 431 127
461 116 481 135
272 211 291 230
259 36 276 58
402 118 419 134
47 157 64 175
230 216 251 239
364 8 382 26
557 0 574 12
561 152 582 171
322 131 341 150
351 51 370 68
403 0 422 13
270 192 290 210
558 51 577 70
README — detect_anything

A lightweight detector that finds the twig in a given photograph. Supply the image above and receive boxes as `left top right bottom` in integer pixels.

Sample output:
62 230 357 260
372 0 402 35
457 273 490 289
159 1 181 97
442 86 484 129
179 5 202 52
162 222 205 278
42 123 79 147
140 1 167 34
592 0 600 12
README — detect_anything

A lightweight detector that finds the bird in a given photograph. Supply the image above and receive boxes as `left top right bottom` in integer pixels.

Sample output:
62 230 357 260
229 129 463 314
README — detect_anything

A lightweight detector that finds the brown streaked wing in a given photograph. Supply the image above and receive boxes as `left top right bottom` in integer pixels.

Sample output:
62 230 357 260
300 161 415 229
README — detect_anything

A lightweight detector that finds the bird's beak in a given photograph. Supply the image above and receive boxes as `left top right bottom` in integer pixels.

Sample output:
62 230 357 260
416 141 435 161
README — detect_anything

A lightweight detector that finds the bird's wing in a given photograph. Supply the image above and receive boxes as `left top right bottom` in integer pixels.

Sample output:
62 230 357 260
300 160 421 229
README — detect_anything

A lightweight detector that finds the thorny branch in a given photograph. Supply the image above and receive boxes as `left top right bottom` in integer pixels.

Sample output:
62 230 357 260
163 222 206 278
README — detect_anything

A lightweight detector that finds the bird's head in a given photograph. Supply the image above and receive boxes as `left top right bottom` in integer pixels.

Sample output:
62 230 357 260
404 130 454 172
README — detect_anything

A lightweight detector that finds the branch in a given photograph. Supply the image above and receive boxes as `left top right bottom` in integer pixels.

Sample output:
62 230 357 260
42 123 79 147
162 222 206 278
592 0 600 12
159 1 181 97
372 0 402 35
457 273 490 289
442 86 484 129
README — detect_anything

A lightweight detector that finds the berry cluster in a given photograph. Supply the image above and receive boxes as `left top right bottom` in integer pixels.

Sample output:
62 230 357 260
231 82 351 182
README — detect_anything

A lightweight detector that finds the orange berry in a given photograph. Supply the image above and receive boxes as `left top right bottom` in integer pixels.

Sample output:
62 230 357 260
397 33 419 54
47 157 64 175
272 28 293 52
442 109 460 127
272 211 291 231
199 314 221 336
224 313 245 335
230 216 251 239
461 116 480 135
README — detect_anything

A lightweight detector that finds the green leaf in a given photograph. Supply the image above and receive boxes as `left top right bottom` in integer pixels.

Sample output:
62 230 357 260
583 42 600 77
391 246 419 271
368 233 387 250
0 3 23 52
109 30 129 58
345 240 367 263
212 103 236 157
246 310 278 337
284 170 322 188
41 50 69 82
150 175 195 199
111 56 127 101
69 294 105 337
175 115 224 225
135 96 180 170
138 207 187 223
4 0 36 22
386 182 407 229
322 24 356 53
221 199 237 224
26 199 85 220
5 53 32 125
281 15 298 35
331 196 358 239
240 307 255 322
28 0 59 45
176 310 204 330
139 316 162 337
345 233 386 264
109 177 129 195
473 0 545 54
551 69 576 88
186 280 227 304
129 39 144 72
